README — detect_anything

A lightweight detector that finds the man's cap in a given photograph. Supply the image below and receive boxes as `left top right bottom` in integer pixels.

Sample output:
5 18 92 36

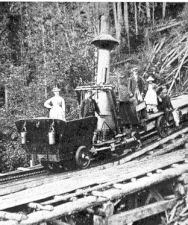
146 76 154 82
52 87 60 92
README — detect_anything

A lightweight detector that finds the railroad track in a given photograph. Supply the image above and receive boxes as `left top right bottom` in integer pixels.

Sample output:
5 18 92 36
0 123 187 185
0 165 45 183
1 124 188 198
0 148 187 225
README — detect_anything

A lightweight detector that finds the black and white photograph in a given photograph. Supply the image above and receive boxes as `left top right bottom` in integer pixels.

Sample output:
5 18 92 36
0 2 188 225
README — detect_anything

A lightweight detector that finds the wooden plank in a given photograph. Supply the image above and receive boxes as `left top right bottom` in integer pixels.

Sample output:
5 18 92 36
28 202 53 211
3 196 106 225
2 165 188 225
0 150 185 211
0 211 28 221
119 127 188 163
108 198 177 225
93 215 108 225
150 134 188 157
177 173 188 184
92 164 188 199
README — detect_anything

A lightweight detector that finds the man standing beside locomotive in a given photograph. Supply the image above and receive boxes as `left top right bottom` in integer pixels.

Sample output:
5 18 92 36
80 90 101 118
127 66 147 149
127 67 146 106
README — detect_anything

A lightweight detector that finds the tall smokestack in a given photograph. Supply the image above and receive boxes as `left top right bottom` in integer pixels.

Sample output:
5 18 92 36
90 16 119 135
91 16 119 84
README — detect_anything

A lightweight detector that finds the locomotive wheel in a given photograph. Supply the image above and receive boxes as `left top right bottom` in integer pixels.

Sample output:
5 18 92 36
75 146 91 169
157 115 169 138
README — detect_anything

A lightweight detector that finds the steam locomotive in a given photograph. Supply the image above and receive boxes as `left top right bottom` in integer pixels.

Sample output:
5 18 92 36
15 83 188 172
15 23 188 172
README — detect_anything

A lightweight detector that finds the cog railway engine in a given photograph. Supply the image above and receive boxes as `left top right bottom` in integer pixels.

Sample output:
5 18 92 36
15 16 188 172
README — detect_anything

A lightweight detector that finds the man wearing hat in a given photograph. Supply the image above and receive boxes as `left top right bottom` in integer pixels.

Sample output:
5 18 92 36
80 90 100 118
118 76 139 131
158 86 173 125
127 67 146 106
44 86 66 120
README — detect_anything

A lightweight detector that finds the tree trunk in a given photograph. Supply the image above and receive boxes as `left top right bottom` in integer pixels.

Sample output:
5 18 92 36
117 2 122 27
5 84 8 114
146 2 151 23
152 2 155 26
134 3 138 36
41 3 48 98
138 2 141 21
124 2 130 53
113 3 121 42
162 2 167 19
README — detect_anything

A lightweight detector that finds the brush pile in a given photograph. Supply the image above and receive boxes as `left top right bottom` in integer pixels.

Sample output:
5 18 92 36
141 19 188 95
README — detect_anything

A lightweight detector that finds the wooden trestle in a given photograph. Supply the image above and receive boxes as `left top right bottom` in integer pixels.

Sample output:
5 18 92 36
0 130 188 224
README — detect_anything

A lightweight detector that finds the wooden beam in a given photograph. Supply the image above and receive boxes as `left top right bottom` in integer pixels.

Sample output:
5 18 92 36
93 164 188 199
49 219 71 225
108 198 177 225
0 211 28 221
177 173 188 184
2 164 188 225
93 215 108 225
87 202 114 217
28 202 53 211
4 196 106 225
154 21 183 32
120 127 188 163
151 134 188 157
1 149 185 211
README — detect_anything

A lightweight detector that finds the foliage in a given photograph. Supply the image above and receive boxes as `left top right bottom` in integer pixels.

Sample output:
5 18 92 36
0 2 187 172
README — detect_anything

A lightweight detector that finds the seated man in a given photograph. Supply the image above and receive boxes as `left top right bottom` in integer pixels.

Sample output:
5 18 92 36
158 86 173 125
80 90 100 118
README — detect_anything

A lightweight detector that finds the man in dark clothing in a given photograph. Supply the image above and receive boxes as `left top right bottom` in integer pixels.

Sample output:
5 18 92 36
127 67 146 105
80 91 100 118
118 78 139 128
158 86 173 124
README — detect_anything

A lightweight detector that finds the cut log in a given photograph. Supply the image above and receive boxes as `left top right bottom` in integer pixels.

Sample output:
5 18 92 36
108 198 178 225
168 48 188 94
87 202 114 217
93 215 108 225
154 21 183 32
0 211 27 221
49 219 71 225
174 182 186 197
147 172 153 177
177 173 188 184
28 202 54 211
131 178 137 182
151 133 188 156
156 169 163 173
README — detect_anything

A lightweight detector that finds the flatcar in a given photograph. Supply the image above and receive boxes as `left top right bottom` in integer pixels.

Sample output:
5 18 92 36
15 84 188 172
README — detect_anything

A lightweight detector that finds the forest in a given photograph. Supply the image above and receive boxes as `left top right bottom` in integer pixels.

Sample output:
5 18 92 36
0 2 188 172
